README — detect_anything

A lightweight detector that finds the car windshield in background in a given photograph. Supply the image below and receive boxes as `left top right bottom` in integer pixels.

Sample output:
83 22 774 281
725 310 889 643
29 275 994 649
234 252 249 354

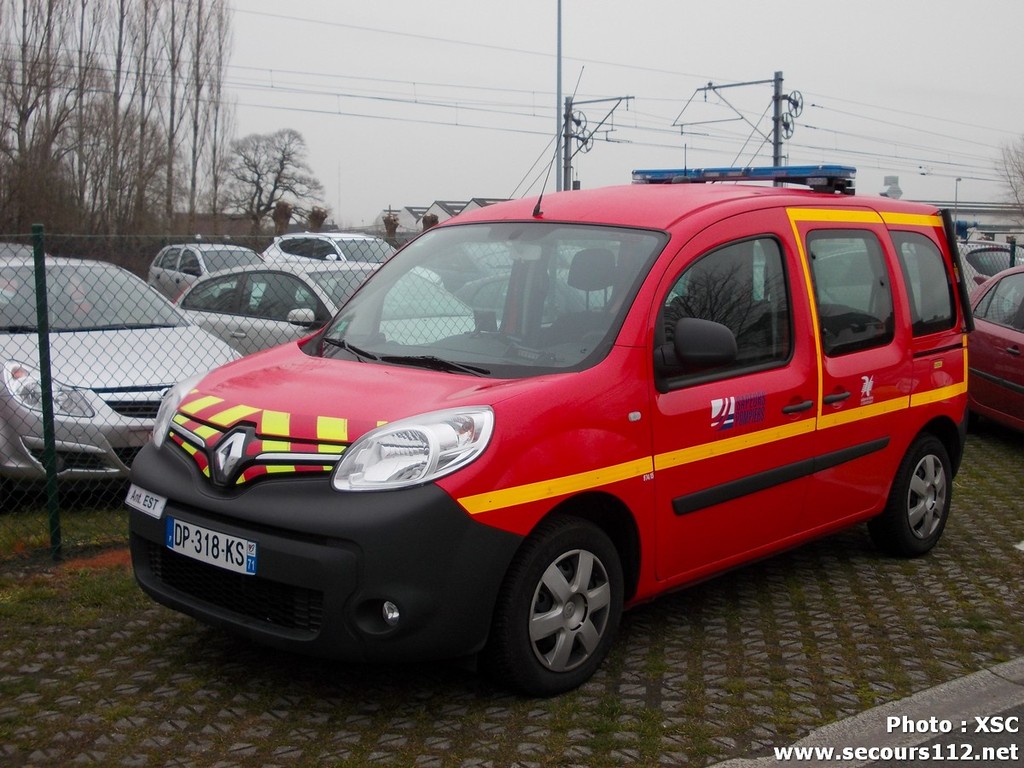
319 222 665 376
308 267 377 307
1 263 182 332
203 248 263 272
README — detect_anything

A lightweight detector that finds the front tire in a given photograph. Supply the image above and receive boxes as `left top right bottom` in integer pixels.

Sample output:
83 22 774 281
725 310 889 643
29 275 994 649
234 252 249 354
482 516 623 696
868 434 951 557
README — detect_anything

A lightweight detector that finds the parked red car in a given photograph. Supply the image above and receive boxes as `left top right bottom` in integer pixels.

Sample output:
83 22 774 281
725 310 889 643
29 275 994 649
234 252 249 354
968 265 1024 432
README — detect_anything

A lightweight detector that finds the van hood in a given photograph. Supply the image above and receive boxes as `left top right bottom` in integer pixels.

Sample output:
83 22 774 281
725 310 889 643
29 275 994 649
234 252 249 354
189 342 526 443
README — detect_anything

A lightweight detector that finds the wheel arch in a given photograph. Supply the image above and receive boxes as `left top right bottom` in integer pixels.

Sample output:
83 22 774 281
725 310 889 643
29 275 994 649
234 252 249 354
919 414 966 476
533 491 642 603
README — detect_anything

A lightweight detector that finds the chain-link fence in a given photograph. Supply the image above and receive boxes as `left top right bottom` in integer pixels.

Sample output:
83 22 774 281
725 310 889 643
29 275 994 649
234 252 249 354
1 229 395 563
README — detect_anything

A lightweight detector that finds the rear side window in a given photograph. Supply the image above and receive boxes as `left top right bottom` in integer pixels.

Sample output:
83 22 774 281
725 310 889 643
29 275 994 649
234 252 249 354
181 274 241 313
157 247 180 269
974 273 1024 330
807 231 894 356
308 240 337 260
662 237 791 377
179 250 201 277
245 273 309 320
281 238 314 258
892 232 955 336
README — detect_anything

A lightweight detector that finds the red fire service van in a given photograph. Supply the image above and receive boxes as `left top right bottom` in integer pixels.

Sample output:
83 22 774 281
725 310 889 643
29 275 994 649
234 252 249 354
127 165 973 695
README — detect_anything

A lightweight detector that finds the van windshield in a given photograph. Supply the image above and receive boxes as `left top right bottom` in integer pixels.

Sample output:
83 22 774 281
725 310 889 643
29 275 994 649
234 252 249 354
317 222 665 377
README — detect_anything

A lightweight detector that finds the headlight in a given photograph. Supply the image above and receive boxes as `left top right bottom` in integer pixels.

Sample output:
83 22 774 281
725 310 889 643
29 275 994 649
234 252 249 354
152 374 204 449
332 406 494 491
2 360 95 418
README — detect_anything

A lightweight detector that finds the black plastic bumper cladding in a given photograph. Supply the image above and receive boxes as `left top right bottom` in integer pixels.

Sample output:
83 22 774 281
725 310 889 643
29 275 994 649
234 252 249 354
128 442 523 663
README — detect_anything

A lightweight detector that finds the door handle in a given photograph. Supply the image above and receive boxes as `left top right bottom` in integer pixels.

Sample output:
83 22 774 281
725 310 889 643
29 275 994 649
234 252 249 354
782 400 814 414
230 331 247 339
823 391 851 405
1006 346 1021 356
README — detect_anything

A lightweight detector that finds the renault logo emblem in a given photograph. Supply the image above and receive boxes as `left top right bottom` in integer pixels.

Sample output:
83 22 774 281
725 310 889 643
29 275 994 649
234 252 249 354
211 428 252 485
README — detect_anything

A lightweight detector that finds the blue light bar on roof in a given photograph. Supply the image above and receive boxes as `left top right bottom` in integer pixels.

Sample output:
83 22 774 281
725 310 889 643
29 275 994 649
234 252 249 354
631 164 857 194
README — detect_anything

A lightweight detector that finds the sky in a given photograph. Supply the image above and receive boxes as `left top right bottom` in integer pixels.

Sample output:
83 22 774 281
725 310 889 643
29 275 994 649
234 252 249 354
229 0 1024 229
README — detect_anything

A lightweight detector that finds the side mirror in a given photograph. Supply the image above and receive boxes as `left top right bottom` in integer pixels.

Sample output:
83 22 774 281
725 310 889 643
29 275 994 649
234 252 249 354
655 317 737 373
287 307 318 327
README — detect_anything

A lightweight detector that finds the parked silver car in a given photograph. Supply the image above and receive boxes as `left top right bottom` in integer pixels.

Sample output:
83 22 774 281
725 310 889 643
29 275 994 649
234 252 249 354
1 255 239 487
176 261 378 355
148 242 263 300
262 231 395 265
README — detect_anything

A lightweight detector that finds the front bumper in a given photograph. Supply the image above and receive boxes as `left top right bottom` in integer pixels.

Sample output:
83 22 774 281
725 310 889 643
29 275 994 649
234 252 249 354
0 394 154 481
128 442 523 663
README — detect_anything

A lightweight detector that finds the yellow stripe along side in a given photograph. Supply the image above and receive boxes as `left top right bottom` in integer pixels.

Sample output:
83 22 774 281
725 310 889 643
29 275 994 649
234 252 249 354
456 206 964 516
459 458 654 515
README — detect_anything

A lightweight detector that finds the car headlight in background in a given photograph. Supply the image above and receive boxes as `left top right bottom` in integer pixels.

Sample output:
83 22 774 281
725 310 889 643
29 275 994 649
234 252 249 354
332 406 494 491
2 361 95 418
152 374 205 449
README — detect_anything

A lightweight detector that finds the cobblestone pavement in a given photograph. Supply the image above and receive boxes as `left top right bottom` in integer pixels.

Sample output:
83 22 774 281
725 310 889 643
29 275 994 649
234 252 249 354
2 426 1023 767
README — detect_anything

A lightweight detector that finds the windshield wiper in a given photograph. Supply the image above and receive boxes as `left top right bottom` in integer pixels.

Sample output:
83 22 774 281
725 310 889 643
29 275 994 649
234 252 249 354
378 354 490 376
321 336 379 362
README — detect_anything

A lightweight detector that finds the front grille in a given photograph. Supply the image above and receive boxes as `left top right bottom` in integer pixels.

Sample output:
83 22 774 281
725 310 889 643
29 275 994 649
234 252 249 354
29 448 116 472
107 400 161 419
148 543 324 634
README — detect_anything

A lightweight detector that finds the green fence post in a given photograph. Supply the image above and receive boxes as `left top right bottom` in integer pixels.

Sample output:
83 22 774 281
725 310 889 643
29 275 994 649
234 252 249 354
1009 236 1017 268
32 224 62 561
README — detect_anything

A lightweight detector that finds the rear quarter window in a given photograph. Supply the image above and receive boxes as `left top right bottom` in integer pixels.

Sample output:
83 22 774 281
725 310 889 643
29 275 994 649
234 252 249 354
974 273 1024 330
891 231 955 336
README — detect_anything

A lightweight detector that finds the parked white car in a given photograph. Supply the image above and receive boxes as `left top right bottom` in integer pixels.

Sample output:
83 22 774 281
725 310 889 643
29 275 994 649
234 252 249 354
262 232 395 265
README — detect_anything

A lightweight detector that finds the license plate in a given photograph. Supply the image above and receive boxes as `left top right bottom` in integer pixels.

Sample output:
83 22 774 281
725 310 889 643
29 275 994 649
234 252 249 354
165 517 257 575
125 483 167 519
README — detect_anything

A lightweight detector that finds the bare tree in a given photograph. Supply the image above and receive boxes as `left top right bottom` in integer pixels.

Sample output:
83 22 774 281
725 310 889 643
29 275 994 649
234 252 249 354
203 0 234 234
308 206 329 232
0 0 79 230
187 0 232 233
225 129 325 234
161 0 194 227
1000 137 1024 225
69 0 103 223
130 0 168 232
0 0 234 235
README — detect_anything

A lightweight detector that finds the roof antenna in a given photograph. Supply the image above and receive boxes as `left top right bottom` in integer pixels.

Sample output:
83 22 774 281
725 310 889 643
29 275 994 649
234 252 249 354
532 143 558 218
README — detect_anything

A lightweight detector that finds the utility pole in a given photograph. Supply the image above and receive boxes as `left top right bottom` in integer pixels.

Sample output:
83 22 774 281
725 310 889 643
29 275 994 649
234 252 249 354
772 71 784 168
561 95 633 192
555 0 563 192
562 97 574 192
676 71 802 179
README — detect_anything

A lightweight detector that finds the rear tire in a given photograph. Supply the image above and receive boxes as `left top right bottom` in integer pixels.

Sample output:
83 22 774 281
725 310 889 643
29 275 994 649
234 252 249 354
868 434 951 557
482 516 623 696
